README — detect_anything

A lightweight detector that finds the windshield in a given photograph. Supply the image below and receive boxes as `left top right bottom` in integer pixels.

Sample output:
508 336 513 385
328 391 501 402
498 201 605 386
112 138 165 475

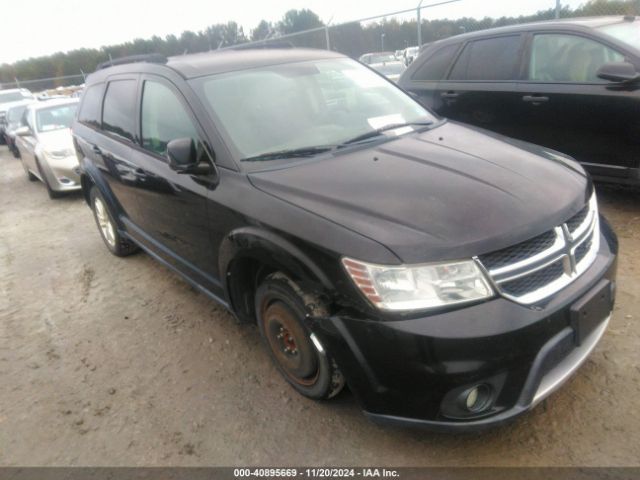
36 104 78 132
0 91 31 103
192 58 435 164
598 21 640 50
374 63 406 75
370 54 396 64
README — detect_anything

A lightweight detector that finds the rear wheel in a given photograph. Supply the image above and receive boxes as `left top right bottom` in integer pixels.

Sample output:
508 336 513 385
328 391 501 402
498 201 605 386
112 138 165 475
255 274 345 400
90 186 138 257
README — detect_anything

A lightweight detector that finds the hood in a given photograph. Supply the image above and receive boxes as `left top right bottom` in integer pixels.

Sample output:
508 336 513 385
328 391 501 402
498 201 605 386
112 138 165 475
248 121 590 264
38 128 74 151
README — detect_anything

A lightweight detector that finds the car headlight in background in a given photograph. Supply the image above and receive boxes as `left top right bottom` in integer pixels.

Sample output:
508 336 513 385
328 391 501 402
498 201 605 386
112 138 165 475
342 257 493 311
45 148 74 159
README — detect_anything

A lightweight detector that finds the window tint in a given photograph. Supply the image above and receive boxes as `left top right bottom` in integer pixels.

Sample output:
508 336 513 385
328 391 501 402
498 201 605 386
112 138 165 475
102 80 137 141
450 35 521 80
528 34 624 83
141 80 199 156
77 84 104 128
412 44 459 81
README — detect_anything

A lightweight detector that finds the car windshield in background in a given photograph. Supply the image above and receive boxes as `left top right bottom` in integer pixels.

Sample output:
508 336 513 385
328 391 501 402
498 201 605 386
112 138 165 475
375 63 406 75
0 92 30 103
193 58 435 165
36 104 78 132
370 54 396 64
8 106 28 123
598 21 640 50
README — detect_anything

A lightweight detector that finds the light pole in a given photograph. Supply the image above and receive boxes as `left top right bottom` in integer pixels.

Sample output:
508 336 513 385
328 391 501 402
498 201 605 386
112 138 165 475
381 33 385 51
555 0 561 19
417 0 424 47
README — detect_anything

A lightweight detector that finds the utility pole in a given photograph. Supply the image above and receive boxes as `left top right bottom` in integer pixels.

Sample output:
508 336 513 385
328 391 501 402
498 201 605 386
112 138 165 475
417 0 424 46
555 0 560 19
325 26 331 50
381 33 385 51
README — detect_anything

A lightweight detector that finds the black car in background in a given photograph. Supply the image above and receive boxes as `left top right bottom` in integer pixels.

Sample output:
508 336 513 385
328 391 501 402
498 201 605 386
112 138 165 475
72 49 617 431
399 16 640 185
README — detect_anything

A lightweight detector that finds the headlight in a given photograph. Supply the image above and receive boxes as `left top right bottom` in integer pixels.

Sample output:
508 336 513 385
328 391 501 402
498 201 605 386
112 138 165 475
342 257 493 311
45 148 74 159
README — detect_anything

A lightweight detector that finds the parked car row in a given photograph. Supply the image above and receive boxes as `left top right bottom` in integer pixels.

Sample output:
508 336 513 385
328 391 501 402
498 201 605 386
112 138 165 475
399 15 640 185
1 87 82 197
358 51 406 82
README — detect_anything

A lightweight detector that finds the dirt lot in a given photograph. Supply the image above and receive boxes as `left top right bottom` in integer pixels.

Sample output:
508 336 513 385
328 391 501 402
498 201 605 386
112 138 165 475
0 146 639 467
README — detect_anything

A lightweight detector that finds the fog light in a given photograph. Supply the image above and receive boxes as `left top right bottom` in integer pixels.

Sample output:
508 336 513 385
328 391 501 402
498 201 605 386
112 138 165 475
464 384 492 412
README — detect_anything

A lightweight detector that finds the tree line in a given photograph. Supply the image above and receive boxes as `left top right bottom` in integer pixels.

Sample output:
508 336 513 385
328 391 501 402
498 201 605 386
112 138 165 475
1 0 638 88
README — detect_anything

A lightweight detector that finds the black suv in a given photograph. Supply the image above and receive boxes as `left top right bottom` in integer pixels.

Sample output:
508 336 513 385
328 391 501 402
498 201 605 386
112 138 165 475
398 16 640 186
72 49 617 431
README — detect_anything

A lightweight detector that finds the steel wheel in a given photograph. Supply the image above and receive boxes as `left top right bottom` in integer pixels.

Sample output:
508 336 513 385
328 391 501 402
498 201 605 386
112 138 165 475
262 301 319 386
94 196 116 248
255 274 345 400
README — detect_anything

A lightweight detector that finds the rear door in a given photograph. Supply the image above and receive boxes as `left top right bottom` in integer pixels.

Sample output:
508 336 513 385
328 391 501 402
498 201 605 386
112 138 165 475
515 31 640 178
94 75 146 225
435 34 526 138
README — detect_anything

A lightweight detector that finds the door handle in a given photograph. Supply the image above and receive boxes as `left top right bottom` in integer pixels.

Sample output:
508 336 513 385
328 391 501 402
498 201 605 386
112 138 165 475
441 91 459 99
522 95 549 104
92 145 102 155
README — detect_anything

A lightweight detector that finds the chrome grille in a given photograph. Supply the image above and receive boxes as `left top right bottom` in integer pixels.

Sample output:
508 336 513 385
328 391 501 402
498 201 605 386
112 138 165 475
477 194 600 304
480 230 556 270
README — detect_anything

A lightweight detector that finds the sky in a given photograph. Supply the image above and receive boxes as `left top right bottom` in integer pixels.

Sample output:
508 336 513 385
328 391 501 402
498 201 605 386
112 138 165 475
1 0 588 64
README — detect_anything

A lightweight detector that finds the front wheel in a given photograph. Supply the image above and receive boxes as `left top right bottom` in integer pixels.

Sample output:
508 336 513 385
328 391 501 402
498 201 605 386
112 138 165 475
35 158 63 199
255 274 345 400
89 187 138 257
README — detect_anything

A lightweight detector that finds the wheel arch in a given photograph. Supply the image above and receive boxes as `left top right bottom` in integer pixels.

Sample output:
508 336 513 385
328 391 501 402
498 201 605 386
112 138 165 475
219 227 334 324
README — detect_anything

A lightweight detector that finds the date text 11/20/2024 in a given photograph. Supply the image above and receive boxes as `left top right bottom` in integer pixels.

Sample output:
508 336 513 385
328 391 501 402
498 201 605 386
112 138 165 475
233 468 400 478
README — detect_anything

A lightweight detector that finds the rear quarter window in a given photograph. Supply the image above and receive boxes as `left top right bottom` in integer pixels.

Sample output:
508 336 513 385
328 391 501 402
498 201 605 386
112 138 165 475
102 79 137 142
412 44 460 81
77 83 104 128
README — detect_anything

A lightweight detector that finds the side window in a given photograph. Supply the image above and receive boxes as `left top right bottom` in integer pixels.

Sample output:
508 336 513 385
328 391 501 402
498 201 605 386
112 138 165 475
449 35 522 81
77 83 104 128
412 44 459 81
140 80 199 156
102 79 137 142
528 34 624 83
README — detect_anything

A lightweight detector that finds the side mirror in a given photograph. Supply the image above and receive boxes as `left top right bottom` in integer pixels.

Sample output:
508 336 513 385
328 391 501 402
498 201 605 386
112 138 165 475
597 61 640 83
167 138 197 173
15 126 31 137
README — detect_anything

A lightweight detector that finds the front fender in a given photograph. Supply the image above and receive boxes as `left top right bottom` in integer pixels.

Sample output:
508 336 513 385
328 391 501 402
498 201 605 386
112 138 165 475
219 226 336 322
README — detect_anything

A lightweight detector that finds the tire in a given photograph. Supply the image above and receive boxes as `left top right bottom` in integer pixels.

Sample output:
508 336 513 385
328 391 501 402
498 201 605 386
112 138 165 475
35 158 63 199
89 186 138 257
255 273 345 400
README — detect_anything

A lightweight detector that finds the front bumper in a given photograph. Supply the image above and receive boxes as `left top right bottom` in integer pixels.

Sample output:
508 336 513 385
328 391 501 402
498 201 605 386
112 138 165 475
312 217 618 431
40 154 82 192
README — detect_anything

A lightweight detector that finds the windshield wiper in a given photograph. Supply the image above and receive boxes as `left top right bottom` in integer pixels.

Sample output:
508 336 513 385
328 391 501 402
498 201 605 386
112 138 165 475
241 146 335 162
339 121 435 147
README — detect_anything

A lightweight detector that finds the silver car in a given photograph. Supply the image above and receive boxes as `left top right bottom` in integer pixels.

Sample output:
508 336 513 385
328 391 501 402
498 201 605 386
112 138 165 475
15 98 80 198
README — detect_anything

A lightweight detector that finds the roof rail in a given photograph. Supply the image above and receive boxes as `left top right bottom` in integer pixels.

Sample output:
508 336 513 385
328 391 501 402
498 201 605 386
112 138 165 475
96 53 168 71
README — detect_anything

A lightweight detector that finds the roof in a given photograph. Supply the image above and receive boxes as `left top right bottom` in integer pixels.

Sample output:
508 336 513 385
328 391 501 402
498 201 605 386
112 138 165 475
166 48 345 78
28 98 79 111
428 15 636 46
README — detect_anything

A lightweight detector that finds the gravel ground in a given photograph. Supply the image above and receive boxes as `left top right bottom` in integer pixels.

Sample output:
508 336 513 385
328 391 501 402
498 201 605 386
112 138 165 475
0 145 639 466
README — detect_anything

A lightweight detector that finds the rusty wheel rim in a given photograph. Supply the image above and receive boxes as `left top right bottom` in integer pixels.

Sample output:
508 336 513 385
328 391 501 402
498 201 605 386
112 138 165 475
262 300 319 386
